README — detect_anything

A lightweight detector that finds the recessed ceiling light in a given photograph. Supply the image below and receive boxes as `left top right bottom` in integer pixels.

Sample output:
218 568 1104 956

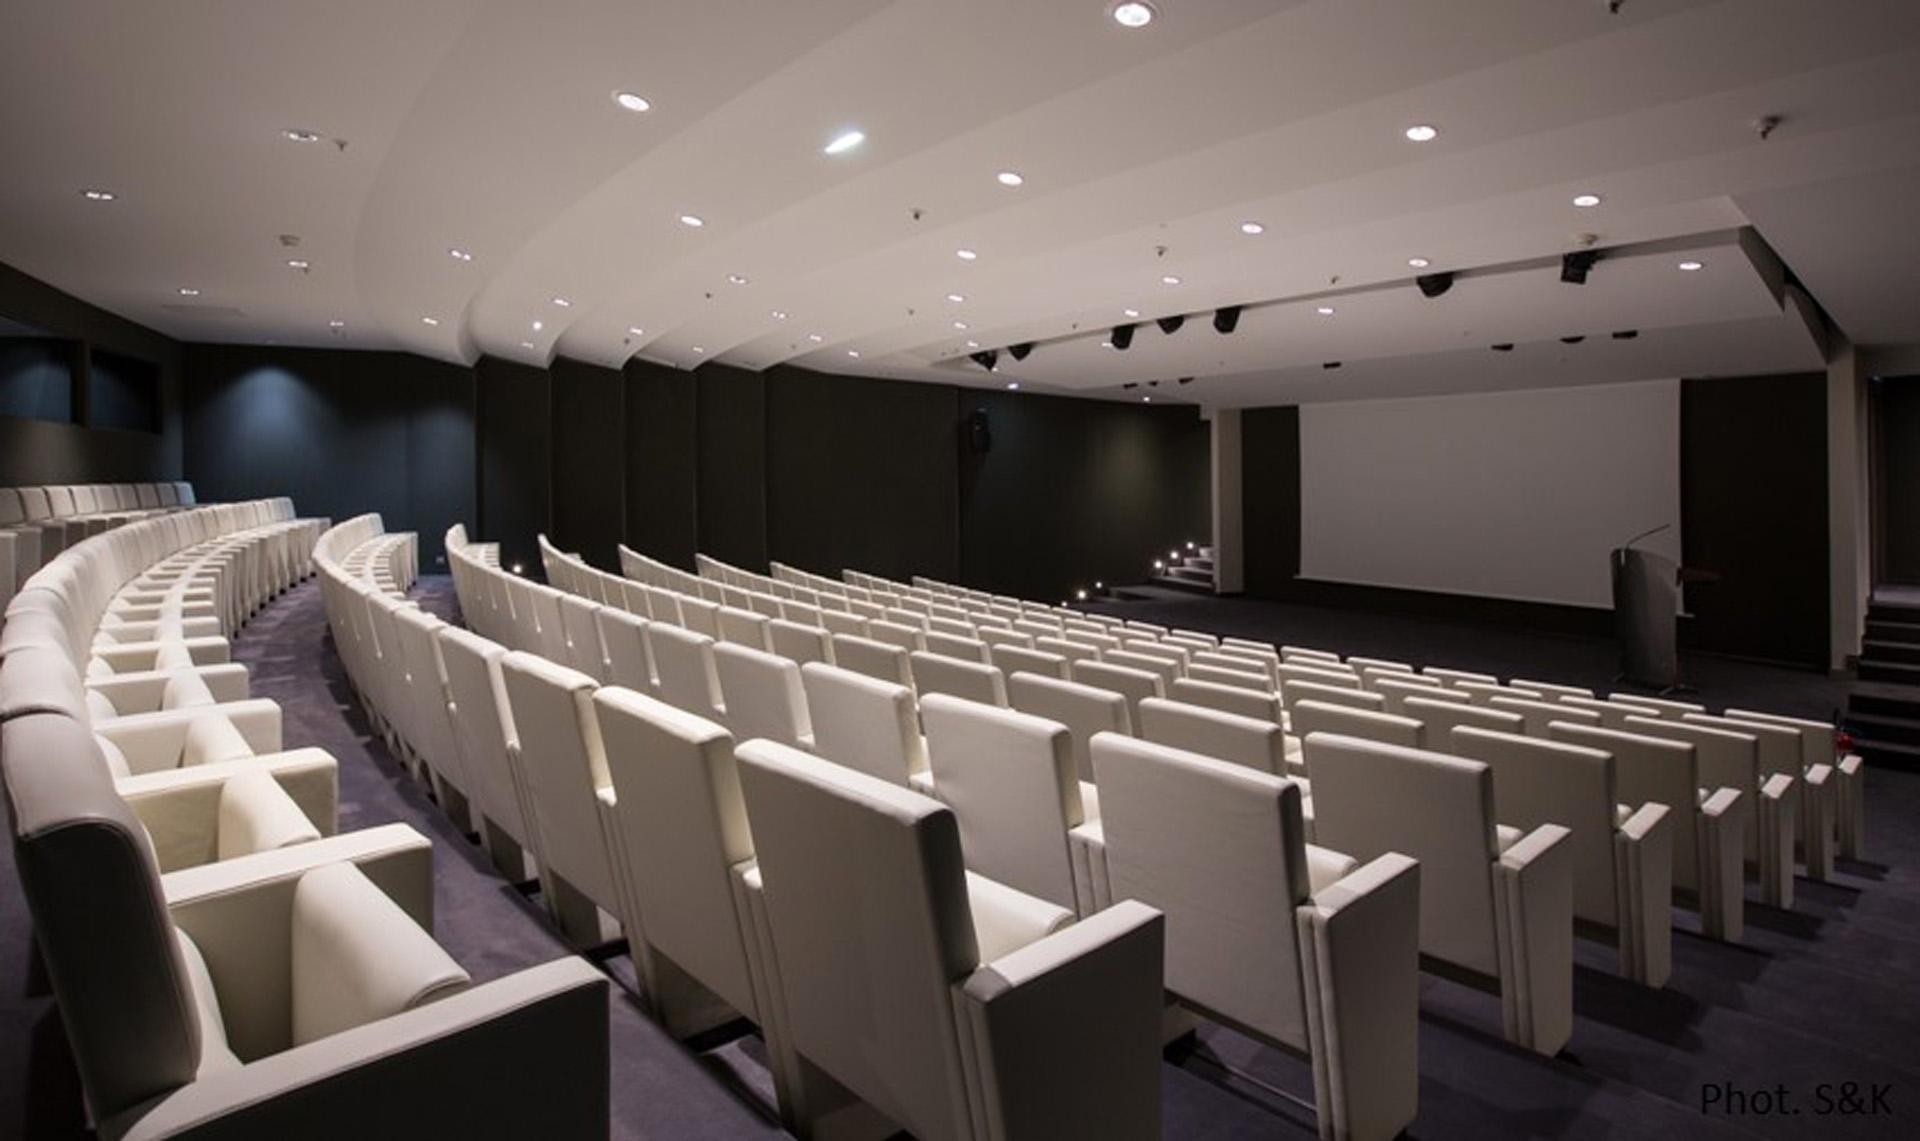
680 214 705 228
1142 396 1153 402
808 333 824 342
329 319 345 328
1161 275 1181 285
953 321 969 330
449 248 473 262
1101 340 1115 349
521 341 535 349
1123 308 1141 318
1678 260 1704 272
177 287 200 297
1405 124 1440 143
946 293 966 303
552 297 571 307
532 320 544 332
628 326 645 337
421 317 439 326
692 346 705 354
1007 381 1021 390
1573 193 1603 208
966 340 980 348
1239 221 1265 235
997 170 1024 187
771 310 788 320
823 129 866 156
1408 256 1431 268
727 274 749 286
614 91 651 113
286 259 310 270
1112 2 1156 29
847 350 861 358
81 189 116 202
282 128 322 144
1316 306 1336 316
956 248 978 261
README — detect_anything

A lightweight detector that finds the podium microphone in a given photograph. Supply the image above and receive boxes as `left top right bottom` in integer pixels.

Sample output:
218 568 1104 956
1621 523 1671 550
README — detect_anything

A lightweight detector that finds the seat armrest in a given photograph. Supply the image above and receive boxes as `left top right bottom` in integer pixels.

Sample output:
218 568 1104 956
966 870 1073 963
1696 786 1745 943
1757 773 1797 909
290 863 469 1046
219 771 324 861
164 824 435 1060
1492 823 1573 1055
956 900 1163 1141
1303 842 1360 896
118 749 339 871
87 664 251 712
97 700 284 772
1613 803 1673 987
1617 801 1669 843
114 958 610 1141
92 636 231 672
1297 852 1420 1141
1799 763 1834 881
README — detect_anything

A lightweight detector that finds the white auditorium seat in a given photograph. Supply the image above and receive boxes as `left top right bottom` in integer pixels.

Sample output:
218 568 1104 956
1725 707 1863 862
1510 678 1595 702
1402 695 1523 747
1455 680 1545 706
828 632 916 691
767 617 833 668
437 626 545 885
1137 697 1289 777
1068 660 1163 721
1167 676 1283 724
594 606 657 694
1087 732 1420 1141
1422 667 1498 687
1192 649 1280 687
1184 661 1270 693
1487 695 1602 738
1553 693 1664 729
1277 663 1363 694
924 630 990 663
1280 681 1386 721
909 650 1008 707
713 642 815 749
733 738 1165 1141
1449 726 1674 987
1103 648 1181 688
1302 732 1574 1055
648 622 728 720
1684 711 1833 882
389 606 476 832
1005 672 1132 785
990 643 1069 680
1376 678 1470 717
1290 701 1425 750
799 661 930 791
1622 715 1796 909
556 592 609 680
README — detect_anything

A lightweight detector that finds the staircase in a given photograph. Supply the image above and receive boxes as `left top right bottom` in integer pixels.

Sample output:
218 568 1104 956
1153 543 1216 594
1846 590 1920 770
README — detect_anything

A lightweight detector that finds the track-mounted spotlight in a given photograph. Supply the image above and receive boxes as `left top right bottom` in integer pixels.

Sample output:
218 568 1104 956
1212 306 1241 334
1008 342 1034 361
1561 250 1601 284
1111 324 1136 351
1156 315 1185 336
969 350 999 370
1415 272 1455 298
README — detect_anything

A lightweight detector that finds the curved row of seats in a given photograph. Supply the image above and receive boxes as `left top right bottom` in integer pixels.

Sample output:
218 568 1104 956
0 481 199 606
0 507 606 1139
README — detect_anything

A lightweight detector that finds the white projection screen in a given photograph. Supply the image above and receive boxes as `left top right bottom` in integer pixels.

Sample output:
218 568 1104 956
1298 379 1681 609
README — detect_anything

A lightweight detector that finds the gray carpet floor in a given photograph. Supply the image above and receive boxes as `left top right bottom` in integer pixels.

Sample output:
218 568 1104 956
3 576 1914 1138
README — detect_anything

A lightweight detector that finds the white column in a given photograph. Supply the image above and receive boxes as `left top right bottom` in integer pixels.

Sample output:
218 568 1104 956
1210 408 1243 594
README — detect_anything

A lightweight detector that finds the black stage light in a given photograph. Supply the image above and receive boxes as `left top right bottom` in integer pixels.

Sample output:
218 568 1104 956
1611 329 1639 340
1561 250 1600 284
1007 342 1034 361
1112 324 1136 350
1416 272 1455 298
969 350 999 370
1322 361 1342 370
1176 376 1194 385
1212 306 1241 334
1491 343 1515 352
1157 315 1185 336
1560 335 1586 344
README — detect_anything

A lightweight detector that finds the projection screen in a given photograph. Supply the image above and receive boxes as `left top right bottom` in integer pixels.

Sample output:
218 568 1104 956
1298 379 1681 609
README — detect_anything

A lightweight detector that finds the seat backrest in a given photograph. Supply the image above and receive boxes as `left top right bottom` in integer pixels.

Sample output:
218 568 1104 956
1347 656 1413 675
3 713 201 1123
1184 662 1269 693
437 626 534 851
1616 693 1705 717
733 739 983 1141
1277 663 1360 693
156 483 182 507
1005 672 1131 784
1069 660 1162 716
592 687 758 1018
1548 722 1703 891
923 631 989 664
1554 694 1663 730
19 486 53 520
1622 716 1757 799
716 605 771 652
1377 678 1470 717
1451 726 1618 926
1682 712 1802 784
1138 697 1287 775
1302 732 1501 975
557 593 608 680
819 608 869 638
767 617 832 668
1192 650 1278 687
830 633 915 690
136 484 161 508
500 652 621 912
1510 678 1595 702
648 622 726 719
526 583 572 665
391 606 463 787
1456 681 1543 706
677 594 722 638
800 661 926 787
989 643 1068 680
1103 649 1180 688
920 694 1084 910
1723 708 1834 770
1291 700 1423 749
713 642 813 749
866 618 926 653
1487 696 1600 738
1091 731 1313 1050
1168 676 1281 723
910 651 1008 707
594 606 655 693
1280 678 1381 718
978 627 1036 652
1403 697 1522 752
1423 667 1498 687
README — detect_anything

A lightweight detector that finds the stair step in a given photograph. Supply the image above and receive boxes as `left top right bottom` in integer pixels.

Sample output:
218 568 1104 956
1857 738 1920 771
1167 566 1215 584
1863 639 1920 666
1151 574 1214 595
1864 620 1920 645
1867 600 1920 622
1846 680 1920 719
1860 659 1920 684
1844 710 1920 746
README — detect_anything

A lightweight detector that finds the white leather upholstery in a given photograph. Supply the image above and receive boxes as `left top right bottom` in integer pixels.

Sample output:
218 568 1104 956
1005 672 1132 785
1138 697 1288 776
648 621 727 720
910 651 1009 707
713 641 814 749
1622 715 1795 910
799 661 928 788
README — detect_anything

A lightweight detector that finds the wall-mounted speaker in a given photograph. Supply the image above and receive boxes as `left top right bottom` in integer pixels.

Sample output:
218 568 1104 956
967 408 992 453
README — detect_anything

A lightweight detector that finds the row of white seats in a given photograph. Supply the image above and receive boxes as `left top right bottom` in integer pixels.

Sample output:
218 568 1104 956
0 481 198 602
0 507 607 1138
445 526 1428 1137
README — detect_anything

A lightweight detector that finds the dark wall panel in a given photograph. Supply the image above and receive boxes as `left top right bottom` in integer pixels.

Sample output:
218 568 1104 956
1880 376 1920 584
959 391 1210 602
764 367 959 581
695 364 767 570
0 260 183 486
183 346 474 569
1241 406 1302 596
625 359 698 570
1680 373 1829 665
550 357 626 569
475 356 551 575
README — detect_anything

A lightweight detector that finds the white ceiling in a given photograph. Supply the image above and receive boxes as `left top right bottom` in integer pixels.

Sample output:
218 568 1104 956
1 0 1915 406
